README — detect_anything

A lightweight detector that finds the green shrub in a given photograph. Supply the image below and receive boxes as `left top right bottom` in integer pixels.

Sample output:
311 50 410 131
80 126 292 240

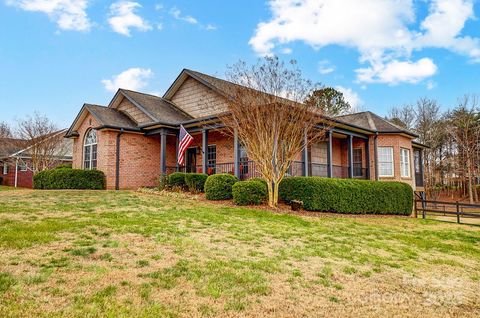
54 163 72 169
249 177 268 187
204 174 238 200
232 180 268 205
279 177 413 215
33 169 105 190
168 172 186 189
185 173 208 192
157 174 169 191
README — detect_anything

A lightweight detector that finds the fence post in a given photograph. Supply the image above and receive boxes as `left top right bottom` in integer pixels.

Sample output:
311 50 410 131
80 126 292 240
456 201 460 224
414 199 418 218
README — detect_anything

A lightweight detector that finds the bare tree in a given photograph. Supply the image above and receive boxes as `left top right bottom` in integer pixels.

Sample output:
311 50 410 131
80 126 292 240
387 104 416 130
448 95 480 203
0 121 12 138
15 112 68 173
219 57 330 207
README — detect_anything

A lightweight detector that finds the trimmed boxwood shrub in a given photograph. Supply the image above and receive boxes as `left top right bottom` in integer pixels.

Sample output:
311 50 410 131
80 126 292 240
185 173 208 192
279 177 413 215
204 174 238 200
232 180 268 205
168 172 187 189
33 169 105 190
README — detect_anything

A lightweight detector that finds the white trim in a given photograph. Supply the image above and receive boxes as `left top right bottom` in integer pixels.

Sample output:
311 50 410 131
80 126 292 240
14 158 18 188
378 146 394 178
400 148 411 178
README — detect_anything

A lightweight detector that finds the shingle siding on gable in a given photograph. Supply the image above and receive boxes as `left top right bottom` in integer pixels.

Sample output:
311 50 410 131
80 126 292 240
117 98 152 124
170 77 228 118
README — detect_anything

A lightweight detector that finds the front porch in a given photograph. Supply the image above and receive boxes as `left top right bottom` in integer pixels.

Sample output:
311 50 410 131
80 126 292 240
159 127 371 181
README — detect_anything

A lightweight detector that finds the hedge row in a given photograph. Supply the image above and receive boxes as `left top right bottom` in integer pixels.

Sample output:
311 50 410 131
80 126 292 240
279 177 413 215
34 168 105 190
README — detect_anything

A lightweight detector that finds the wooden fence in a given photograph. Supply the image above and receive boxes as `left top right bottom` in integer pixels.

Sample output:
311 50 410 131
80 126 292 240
414 195 480 225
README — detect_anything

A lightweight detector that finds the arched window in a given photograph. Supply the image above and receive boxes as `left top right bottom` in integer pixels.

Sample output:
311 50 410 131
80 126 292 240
83 129 97 170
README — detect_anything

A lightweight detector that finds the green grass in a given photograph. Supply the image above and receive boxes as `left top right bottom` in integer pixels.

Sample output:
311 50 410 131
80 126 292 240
0 189 479 317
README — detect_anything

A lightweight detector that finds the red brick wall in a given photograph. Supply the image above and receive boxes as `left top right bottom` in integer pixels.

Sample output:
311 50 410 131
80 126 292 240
0 160 33 188
376 134 415 187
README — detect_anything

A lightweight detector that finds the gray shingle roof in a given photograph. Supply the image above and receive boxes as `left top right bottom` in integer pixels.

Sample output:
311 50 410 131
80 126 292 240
85 104 139 130
120 89 193 124
335 111 417 137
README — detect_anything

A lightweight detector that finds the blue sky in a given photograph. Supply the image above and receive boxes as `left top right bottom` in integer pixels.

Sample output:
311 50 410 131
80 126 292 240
1 0 479 128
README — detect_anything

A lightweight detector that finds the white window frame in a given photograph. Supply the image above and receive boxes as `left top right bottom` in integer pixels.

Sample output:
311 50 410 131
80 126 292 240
2 162 8 175
83 129 98 170
400 148 411 178
378 147 394 177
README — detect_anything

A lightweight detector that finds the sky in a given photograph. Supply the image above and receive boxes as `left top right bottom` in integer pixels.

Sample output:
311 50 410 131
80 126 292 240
1 0 480 128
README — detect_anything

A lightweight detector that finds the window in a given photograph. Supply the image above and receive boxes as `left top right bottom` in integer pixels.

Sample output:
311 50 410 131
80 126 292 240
414 150 421 174
378 147 394 177
400 148 411 178
83 129 98 170
18 161 27 172
239 144 249 176
353 148 363 177
2 162 8 175
207 145 216 174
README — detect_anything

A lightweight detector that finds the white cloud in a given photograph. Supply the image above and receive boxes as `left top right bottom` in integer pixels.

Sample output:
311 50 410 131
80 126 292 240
108 1 152 36
426 80 437 90
250 0 480 84
356 58 438 84
169 7 217 31
102 68 153 92
281 47 292 54
6 0 91 31
336 86 363 110
318 60 335 75
170 7 197 24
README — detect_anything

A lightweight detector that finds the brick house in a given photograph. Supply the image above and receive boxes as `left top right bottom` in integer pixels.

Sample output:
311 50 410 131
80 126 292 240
0 130 73 188
65 69 426 193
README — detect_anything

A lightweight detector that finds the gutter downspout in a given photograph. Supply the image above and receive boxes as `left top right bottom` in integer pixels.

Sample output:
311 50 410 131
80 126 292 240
14 158 18 188
374 132 379 181
115 129 124 190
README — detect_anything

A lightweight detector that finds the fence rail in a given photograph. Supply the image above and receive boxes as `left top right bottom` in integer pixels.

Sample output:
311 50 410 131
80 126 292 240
415 197 480 224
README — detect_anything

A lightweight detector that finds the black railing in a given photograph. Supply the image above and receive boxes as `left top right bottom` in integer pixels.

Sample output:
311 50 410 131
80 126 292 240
310 163 328 177
166 162 367 180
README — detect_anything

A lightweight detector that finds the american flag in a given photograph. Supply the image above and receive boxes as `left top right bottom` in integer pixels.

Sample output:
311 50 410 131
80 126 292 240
177 125 194 165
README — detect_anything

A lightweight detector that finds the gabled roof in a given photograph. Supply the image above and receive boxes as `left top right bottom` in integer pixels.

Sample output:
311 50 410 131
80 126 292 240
119 89 192 124
11 129 73 159
335 111 418 137
0 138 26 159
65 104 139 137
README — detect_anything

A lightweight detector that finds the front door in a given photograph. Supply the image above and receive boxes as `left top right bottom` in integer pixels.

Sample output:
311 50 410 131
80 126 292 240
186 148 197 172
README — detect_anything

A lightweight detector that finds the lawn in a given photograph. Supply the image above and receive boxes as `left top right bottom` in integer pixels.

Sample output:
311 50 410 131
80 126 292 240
0 189 479 317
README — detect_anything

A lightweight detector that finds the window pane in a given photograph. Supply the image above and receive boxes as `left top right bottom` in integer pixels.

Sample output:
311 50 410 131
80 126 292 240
207 145 216 174
378 147 393 177
400 148 410 177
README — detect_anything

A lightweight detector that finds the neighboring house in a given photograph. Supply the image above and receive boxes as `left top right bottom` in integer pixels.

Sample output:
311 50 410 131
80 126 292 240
0 130 73 188
65 69 426 193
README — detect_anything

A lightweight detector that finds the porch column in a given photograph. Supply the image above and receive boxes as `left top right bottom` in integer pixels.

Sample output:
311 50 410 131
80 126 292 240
327 130 333 178
175 133 179 171
365 138 370 179
160 129 167 175
234 128 240 178
302 129 309 176
347 135 353 178
202 128 208 174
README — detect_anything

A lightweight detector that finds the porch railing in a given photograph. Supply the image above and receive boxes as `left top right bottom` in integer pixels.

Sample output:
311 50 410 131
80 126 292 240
166 161 367 180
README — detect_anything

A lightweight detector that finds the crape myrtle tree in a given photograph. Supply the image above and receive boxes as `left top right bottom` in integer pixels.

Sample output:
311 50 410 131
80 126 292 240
220 57 330 208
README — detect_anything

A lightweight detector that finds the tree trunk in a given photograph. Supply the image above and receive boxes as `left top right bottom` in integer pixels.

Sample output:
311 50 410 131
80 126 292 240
273 180 279 208
267 180 274 207
467 160 474 204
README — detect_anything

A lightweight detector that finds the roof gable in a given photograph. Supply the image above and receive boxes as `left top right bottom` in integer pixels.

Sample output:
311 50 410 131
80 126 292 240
335 111 418 137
